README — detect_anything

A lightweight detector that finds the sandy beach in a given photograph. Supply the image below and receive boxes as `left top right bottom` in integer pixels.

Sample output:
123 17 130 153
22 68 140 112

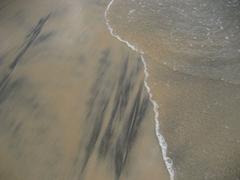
0 0 240 180
0 0 169 180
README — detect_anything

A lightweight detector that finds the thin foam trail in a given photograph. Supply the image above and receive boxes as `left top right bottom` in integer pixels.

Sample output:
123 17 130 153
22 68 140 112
104 1 175 180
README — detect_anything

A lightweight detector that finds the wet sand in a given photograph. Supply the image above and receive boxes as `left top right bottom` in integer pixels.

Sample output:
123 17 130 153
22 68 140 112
108 0 240 179
0 0 169 180
1 0 240 180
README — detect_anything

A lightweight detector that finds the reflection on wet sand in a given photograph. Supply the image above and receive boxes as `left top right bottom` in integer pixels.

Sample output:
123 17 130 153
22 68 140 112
0 0 169 180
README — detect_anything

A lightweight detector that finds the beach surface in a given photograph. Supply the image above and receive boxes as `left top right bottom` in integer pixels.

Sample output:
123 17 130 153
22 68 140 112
0 0 240 180
108 0 240 179
0 0 169 180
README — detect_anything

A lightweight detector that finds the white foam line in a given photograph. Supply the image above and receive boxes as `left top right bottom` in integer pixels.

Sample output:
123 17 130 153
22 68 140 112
105 1 175 180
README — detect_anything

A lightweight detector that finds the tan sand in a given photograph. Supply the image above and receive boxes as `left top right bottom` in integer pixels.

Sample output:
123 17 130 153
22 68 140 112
0 0 169 180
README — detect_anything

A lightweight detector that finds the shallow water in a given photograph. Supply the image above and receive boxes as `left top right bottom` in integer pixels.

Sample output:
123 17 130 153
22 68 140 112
108 0 240 179
108 0 240 84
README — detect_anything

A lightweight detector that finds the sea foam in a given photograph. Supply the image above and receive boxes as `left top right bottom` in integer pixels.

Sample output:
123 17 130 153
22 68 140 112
104 1 175 180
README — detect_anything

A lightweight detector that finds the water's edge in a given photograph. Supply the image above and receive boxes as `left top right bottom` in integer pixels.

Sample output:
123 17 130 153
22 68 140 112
104 1 175 180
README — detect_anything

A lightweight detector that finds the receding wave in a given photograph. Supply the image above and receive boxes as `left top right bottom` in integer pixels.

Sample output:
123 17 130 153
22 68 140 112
106 0 240 85
105 1 175 180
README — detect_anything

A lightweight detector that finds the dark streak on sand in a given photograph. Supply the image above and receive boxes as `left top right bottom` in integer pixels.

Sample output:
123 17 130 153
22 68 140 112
99 56 133 158
0 13 51 95
73 49 112 178
114 83 148 180
74 53 149 179
33 31 55 46
0 78 24 135
10 13 51 70
0 55 4 65
0 78 22 105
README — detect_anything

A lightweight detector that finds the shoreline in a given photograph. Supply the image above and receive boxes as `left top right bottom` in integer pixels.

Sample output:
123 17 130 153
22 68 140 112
104 1 175 180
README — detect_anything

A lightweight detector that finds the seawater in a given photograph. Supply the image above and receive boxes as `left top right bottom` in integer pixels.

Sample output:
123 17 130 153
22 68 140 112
107 0 240 180
108 0 240 84
105 1 175 180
